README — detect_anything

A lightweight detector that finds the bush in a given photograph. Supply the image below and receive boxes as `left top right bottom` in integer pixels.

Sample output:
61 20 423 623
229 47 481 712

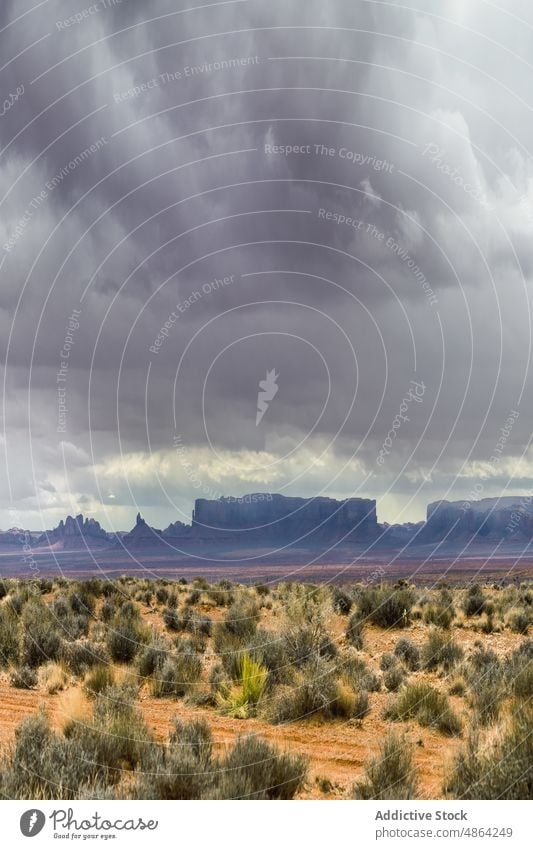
107 609 147 663
284 623 337 667
41 662 68 694
22 603 62 668
244 629 290 685
100 601 115 622
343 655 381 692
352 689 371 720
384 665 405 692
422 630 463 672
346 613 364 649
0 713 105 799
470 681 503 726
0 606 19 667
212 735 308 799
385 682 462 736
222 601 260 640
132 724 307 800
394 638 420 671
65 684 152 784
332 587 353 614
217 653 268 718
268 657 341 723
445 702 533 799
357 585 416 628
151 648 201 698
508 609 531 635
380 653 396 671
352 731 419 799
84 665 115 697
62 640 108 676
462 584 486 617
132 718 213 800
423 605 453 629
10 665 37 689
138 636 170 679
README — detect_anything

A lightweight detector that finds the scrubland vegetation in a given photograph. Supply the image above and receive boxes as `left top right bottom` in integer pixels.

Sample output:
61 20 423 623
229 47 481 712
0 575 531 799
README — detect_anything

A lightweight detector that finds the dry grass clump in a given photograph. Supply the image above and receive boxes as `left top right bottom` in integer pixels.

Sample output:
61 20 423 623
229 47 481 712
352 731 419 799
384 682 462 736
444 701 533 799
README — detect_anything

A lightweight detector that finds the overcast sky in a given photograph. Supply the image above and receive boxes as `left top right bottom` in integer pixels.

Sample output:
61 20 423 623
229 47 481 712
1 0 533 531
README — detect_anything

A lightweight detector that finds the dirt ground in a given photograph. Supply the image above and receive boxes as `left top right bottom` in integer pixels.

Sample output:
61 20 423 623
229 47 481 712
0 603 526 799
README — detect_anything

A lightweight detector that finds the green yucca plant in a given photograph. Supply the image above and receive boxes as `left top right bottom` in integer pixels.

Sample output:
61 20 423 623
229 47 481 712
217 652 267 718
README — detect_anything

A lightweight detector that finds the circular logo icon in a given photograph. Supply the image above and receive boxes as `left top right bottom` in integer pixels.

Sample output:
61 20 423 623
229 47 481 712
20 810 46 837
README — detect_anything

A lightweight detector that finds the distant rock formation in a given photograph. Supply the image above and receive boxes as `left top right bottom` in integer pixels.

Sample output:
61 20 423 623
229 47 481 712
118 512 165 548
15 493 533 557
37 514 110 548
190 494 378 544
0 527 37 546
421 497 533 543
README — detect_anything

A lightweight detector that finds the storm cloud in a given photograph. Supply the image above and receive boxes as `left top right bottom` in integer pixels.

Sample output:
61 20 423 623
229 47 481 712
1 0 532 530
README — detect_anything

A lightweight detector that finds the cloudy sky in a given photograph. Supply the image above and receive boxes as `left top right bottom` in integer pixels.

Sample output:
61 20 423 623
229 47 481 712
1 0 533 531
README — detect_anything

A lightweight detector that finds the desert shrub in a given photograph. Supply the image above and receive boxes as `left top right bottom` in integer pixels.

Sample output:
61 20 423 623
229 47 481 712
132 718 213 799
346 613 364 649
138 636 170 678
10 665 37 689
380 653 396 671
448 677 466 696
69 584 96 616
283 623 337 667
244 629 289 684
186 611 212 637
508 609 531 634
0 606 19 667
357 584 416 628
470 681 504 726
132 719 306 800
332 587 353 614
162 605 184 631
445 701 533 799
422 630 463 672
217 653 268 718
352 689 371 720
207 581 235 607
155 586 169 605
213 625 248 679
423 605 453 629
151 648 202 698
385 682 462 736
462 584 486 617
222 601 260 640
506 640 533 699
107 608 147 663
384 665 405 692
100 600 115 622
65 684 152 783
268 657 342 723
186 589 201 606
211 735 307 800
84 665 115 697
0 713 104 799
352 731 419 799
41 662 68 694
343 655 381 692
394 638 420 671
62 640 108 676
22 602 62 667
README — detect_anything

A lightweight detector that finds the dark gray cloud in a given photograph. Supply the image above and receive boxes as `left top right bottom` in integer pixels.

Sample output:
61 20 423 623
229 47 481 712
1 0 533 530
